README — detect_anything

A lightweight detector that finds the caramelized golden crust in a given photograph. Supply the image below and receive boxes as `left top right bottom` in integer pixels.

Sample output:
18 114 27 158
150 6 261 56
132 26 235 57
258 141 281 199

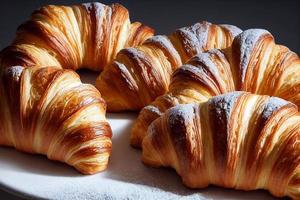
0 2 154 71
0 66 112 174
142 92 300 199
96 21 241 111
131 29 300 148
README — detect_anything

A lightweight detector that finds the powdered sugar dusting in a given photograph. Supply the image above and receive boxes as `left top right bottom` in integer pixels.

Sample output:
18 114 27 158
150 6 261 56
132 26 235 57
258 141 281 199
261 96 293 121
235 29 270 85
191 22 211 49
82 2 105 13
168 103 196 128
144 105 162 116
124 47 148 61
178 64 209 80
145 35 173 51
220 24 242 38
145 35 181 64
208 91 245 123
4 66 24 81
82 2 94 11
209 48 228 62
145 35 177 54
186 50 224 79
176 21 210 54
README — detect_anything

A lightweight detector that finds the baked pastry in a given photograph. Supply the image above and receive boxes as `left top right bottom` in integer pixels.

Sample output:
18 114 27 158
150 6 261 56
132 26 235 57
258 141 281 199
142 92 300 199
0 66 112 174
96 21 241 111
0 2 152 168
0 2 154 71
131 28 300 147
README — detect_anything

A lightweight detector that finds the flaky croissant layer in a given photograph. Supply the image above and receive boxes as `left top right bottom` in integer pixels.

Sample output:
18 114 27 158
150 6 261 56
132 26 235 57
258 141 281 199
0 2 154 71
142 92 300 199
131 28 300 148
0 66 112 174
96 21 242 111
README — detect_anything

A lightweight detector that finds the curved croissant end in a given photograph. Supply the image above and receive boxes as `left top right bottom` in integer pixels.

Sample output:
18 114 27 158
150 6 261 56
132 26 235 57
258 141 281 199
131 28 300 148
229 29 300 93
0 66 112 174
0 2 154 71
96 21 242 111
142 92 300 199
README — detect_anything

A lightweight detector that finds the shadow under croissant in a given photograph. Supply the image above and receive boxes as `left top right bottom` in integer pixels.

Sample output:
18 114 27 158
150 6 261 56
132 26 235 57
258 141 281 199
0 147 80 177
77 69 99 85
103 115 279 200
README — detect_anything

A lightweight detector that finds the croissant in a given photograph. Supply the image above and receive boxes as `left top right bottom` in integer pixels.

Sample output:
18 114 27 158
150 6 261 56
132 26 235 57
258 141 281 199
131 28 300 147
0 2 154 71
96 21 242 111
0 66 112 174
142 92 300 199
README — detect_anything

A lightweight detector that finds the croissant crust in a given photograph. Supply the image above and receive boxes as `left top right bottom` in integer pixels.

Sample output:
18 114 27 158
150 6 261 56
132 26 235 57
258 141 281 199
0 66 112 174
142 92 300 199
0 2 154 71
131 28 300 148
96 21 242 111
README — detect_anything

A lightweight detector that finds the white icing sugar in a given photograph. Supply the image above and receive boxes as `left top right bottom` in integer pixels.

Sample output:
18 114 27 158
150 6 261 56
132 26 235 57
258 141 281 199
5 66 24 80
125 47 148 61
82 2 105 13
116 61 128 73
82 2 107 47
208 91 245 122
144 105 162 116
146 35 174 52
168 103 196 127
188 50 222 78
82 2 94 11
220 24 242 38
145 35 181 63
261 96 291 120
209 48 228 61
177 21 210 54
191 22 211 47
119 47 164 94
179 29 201 55
236 29 270 85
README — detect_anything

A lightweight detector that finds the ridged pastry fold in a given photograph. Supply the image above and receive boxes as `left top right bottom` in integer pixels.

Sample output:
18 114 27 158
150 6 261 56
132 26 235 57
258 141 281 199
0 66 112 174
142 92 300 199
131 28 300 148
96 21 241 111
0 2 154 71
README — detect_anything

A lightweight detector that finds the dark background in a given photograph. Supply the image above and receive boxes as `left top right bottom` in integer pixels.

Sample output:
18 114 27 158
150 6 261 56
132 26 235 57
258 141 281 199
0 0 299 199
0 0 300 54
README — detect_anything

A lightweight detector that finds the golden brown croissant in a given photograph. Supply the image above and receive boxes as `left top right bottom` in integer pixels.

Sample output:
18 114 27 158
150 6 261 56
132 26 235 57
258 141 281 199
96 21 242 111
0 2 154 71
0 66 112 174
142 92 300 199
131 28 300 147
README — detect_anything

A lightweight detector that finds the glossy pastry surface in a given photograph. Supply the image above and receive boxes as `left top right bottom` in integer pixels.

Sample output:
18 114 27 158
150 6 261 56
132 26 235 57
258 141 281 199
142 92 300 199
131 29 300 147
0 2 154 71
0 66 112 174
97 21 241 111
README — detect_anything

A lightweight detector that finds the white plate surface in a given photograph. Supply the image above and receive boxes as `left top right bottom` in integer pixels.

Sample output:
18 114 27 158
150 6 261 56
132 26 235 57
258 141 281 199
0 71 278 199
